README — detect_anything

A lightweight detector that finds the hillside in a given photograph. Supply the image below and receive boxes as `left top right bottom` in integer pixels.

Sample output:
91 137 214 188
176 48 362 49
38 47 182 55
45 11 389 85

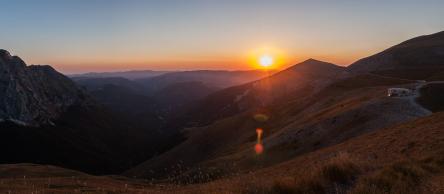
73 77 219 133
181 59 348 127
174 111 444 194
72 77 145 92
125 73 422 179
152 81 217 108
348 31 444 80
3 111 444 193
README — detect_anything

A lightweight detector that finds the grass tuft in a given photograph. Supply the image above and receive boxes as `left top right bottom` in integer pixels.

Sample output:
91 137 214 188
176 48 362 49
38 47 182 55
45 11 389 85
350 158 442 194
252 152 360 194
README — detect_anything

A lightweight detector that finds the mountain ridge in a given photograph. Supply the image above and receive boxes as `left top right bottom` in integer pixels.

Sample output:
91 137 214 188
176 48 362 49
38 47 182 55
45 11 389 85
0 49 90 126
348 30 444 79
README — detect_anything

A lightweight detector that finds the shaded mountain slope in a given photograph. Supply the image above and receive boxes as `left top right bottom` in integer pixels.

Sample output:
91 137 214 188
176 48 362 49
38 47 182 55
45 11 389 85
74 77 219 133
0 49 175 175
152 81 218 108
0 49 89 126
87 84 165 130
72 77 145 92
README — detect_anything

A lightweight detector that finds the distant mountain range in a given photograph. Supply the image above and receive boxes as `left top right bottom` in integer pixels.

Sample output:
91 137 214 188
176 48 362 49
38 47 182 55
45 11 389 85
135 70 273 91
72 69 272 92
70 70 171 80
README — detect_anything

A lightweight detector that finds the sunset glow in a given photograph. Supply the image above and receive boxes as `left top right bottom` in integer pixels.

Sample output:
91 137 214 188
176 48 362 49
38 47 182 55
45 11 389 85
1 1 443 73
247 47 286 70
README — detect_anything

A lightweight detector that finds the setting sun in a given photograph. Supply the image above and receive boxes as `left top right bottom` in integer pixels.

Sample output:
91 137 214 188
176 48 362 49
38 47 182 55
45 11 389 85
247 47 286 70
259 55 273 68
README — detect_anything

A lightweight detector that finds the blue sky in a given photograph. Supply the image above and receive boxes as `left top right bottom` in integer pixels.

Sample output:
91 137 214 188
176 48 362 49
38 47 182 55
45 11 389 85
1 0 444 73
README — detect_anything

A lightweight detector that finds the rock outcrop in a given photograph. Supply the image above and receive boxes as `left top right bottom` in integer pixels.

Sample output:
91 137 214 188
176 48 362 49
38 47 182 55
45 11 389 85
0 49 89 126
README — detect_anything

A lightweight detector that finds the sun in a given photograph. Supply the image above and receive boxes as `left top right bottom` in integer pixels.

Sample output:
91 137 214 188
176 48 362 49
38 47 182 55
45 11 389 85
247 46 285 69
259 55 274 68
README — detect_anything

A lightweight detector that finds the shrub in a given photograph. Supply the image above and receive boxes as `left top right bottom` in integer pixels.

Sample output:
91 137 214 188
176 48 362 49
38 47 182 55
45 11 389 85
321 159 359 184
350 161 429 194
266 153 359 194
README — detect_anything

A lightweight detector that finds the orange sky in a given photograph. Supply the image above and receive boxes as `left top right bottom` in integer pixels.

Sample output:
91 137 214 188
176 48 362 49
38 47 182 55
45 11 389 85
45 45 384 73
2 1 444 73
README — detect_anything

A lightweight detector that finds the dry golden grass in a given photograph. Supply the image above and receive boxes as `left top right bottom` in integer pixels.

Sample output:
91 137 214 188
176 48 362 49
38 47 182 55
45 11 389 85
241 152 444 194
243 153 360 194
229 113 444 194
2 114 444 194
351 153 444 194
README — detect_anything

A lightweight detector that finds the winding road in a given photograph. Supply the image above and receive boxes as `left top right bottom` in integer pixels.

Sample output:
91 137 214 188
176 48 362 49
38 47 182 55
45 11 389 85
407 80 444 115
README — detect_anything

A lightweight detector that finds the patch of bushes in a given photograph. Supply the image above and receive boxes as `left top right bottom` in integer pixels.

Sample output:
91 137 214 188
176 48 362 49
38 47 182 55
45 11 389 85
253 153 360 194
321 159 359 184
350 155 444 194
246 152 444 194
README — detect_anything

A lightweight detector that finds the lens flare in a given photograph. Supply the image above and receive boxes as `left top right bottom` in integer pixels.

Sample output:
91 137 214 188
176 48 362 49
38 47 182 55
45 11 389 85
255 128 264 154
255 143 264 154
256 128 263 140
253 113 269 122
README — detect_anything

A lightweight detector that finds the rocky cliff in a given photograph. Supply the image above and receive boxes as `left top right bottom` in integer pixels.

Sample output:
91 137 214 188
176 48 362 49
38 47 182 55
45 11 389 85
0 49 89 126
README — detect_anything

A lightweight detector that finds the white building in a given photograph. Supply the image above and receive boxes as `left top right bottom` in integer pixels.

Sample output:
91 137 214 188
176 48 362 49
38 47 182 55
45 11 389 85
387 88 412 97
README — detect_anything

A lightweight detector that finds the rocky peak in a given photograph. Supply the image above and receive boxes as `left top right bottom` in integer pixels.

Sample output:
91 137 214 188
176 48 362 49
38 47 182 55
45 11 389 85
0 49 90 126
280 58 346 77
0 49 12 60
0 50 27 71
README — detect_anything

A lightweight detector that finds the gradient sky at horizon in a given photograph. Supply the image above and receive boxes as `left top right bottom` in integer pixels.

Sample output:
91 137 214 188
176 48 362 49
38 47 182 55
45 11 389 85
1 0 444 73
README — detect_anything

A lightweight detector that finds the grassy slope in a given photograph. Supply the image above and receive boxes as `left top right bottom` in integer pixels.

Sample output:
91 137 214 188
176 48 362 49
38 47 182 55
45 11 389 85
126 74 416 180
0 75 441 194
0 164 154 193
176 112 444 193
